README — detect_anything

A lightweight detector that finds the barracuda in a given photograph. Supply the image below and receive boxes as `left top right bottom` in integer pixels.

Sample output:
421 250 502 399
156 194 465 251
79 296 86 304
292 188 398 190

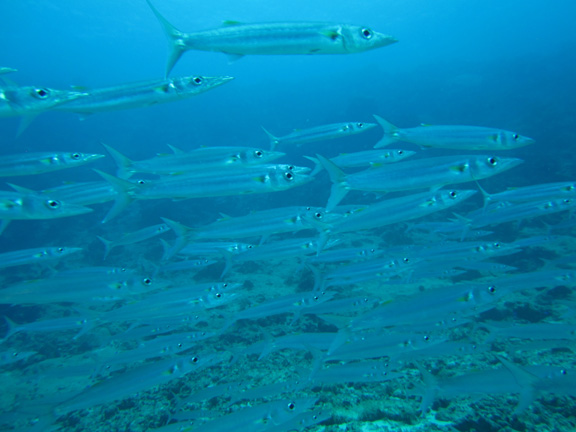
262 121 377 150
0 190 93 235
96 164 313 216
164 206 328 243
0 151 104 177
0 67 17 75
103 143 285 178
306 148 416 175
146 0 397 75
54 75 233 117
0 84 85 118
97 223 171 259
0 246 82 270
316 154 523 209
0 81 86 134
374 115 535 150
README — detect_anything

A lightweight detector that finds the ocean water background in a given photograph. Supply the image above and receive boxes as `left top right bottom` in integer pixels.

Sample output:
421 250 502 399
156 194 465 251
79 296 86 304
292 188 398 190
1 0 576 431
0 0 574 245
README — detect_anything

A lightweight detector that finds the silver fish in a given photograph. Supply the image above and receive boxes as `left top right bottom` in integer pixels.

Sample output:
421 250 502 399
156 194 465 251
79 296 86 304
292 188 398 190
54 75 233 117
316 154 523 209
0 246 82 269
146 0 397 75
374 114 535 150
262 121 377 150
103 143 284 178
0 151 104 177
0 84 85 118
0 67 17 75
0 190 93 222
305 148 416 174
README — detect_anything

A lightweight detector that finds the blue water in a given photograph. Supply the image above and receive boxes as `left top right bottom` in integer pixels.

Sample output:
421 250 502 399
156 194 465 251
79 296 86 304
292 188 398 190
1 0 576 431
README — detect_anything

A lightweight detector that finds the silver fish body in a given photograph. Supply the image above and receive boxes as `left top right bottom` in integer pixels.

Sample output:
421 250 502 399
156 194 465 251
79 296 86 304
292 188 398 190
317 154 523 209
0 190 93 221
103 143 284 178
0 246 82 269
0 151 104 177
147 0 397 75
54 75 233 115
262 121 377 150
374 115 535 150
0 84 85 118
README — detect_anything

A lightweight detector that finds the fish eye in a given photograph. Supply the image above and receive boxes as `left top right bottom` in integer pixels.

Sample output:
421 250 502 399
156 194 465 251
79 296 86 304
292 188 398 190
513 133 519 140
423 335 430 341
192 76 203 85
287 165 295 171
403 257 410 263
191 356 199 363
45 199 61 209
487 285 496 293
33 88 50 99
253 150 263 158
397 150 404 155
487 157 498 166
357 122 364 128
284 171 294 181
215 293 222 298
137 179 146 185
449 190 458 198
142 278 152 286
57 247 64 252
71 153 81 160
315 212 323 219
361 28 373 39
287 402 296 410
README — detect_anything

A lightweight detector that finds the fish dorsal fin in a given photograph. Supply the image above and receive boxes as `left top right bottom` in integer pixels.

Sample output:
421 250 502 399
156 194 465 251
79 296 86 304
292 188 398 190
222 20 243 26
418 123 432 127
167 144 185 155
7 183 36 194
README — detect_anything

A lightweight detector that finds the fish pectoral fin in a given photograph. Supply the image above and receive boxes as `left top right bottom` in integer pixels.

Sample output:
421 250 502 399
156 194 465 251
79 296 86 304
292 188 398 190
16 115 37 137
320 29 341 41
154 84 171 93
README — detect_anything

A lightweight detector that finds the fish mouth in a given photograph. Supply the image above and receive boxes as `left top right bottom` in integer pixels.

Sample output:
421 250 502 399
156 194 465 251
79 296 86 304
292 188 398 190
86 154 107 163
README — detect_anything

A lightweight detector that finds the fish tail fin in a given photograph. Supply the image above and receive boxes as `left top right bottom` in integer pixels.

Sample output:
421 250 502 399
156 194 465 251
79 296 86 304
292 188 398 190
414 362 438 415
102 143 134 179
373 114 398 148
159 238 173 261
96 236 113 260
315 154 348 210
146 0 188 76
303 156 322 176
496 356 538 414
160 217 194 258
94 169 135 223
0 316 20 343
261 126 280 150
475 181 493 210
